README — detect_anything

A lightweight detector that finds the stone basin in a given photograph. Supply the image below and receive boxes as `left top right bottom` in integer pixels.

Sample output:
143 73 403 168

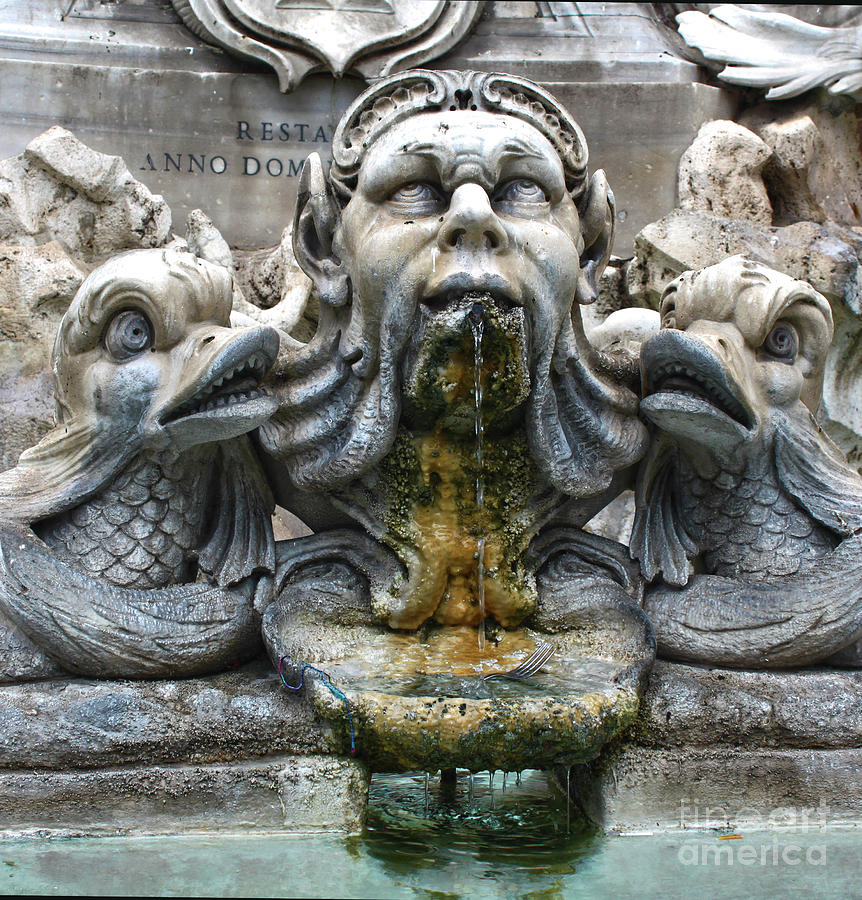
271 622 641 773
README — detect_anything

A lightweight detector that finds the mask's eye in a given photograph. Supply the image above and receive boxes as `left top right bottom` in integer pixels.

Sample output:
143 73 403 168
495 179 548 203
762 322 798 362
389 182 442 204
105 309 154 360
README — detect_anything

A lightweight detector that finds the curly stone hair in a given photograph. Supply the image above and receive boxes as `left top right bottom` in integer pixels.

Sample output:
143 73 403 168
329 69 590 207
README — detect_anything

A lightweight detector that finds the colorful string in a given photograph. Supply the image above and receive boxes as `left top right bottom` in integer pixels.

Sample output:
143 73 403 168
277 654 356 755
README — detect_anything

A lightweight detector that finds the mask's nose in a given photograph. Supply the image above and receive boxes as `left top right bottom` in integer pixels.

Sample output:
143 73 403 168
437 184 509 252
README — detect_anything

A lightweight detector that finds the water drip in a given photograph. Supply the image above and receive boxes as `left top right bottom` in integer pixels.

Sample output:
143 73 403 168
424 770 429 816
502 772 508 793
489 770 495 810
566 768 571 835
476 538 486 651
470 305 487 651
468 772 475 803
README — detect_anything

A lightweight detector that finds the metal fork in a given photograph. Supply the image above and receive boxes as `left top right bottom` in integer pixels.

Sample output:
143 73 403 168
482 640 555 681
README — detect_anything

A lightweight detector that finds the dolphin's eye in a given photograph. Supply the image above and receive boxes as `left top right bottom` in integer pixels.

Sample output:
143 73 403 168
105 309 154 360
762 322 798 363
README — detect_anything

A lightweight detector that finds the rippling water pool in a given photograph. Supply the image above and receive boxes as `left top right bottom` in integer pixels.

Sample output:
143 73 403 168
1 770 858 898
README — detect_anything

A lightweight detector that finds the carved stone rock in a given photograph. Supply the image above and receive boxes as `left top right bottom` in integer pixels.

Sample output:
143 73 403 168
0 241 86 472
678 120 773 225
741 102 862 229
1 126 171 257
627 209 862 310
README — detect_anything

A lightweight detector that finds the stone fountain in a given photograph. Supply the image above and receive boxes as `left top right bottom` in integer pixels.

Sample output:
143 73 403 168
1 45 862 838
257 69 655 772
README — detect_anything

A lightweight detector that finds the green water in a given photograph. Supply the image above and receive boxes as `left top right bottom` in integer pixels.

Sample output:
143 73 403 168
1 771 858 898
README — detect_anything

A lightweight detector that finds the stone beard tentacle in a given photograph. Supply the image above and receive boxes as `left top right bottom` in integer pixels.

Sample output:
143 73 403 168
259 282 410 492
528 309 647 498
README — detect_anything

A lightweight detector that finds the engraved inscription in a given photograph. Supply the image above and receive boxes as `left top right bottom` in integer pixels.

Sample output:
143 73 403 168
138 120 332 179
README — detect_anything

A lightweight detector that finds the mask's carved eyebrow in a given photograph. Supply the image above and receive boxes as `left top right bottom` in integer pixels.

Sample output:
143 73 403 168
398 137 545 163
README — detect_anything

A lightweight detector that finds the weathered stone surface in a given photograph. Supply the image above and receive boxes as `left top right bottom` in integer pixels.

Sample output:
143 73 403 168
0 127 170 258
0 240 86 470
742 101 862 229
584 490 636 546
822 309 862 470
0 754 368 836
185 208 233 270
572 747 862 833
678 120 773 225
627 210 862 309
0 662 333 770
0 613 61 683
569 660 862 831
232 225 316 340
638 661 862 751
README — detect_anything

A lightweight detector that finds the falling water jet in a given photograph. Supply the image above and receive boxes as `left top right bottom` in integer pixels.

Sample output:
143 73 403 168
489 769 495 810
502 771 508 793
476 538 486 651
424 770 429 816
468 772 475 803
469 302 487 651
566 767 571 835
440 767 457 805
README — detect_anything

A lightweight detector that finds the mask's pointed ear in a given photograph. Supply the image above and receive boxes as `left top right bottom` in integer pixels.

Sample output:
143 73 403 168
292 152 349 308
575 169 615 305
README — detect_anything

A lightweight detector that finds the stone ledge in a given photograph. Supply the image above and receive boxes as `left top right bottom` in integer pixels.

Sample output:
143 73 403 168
639 661 862 750
0 754 368 836
572 747 862 833
0 660 335 770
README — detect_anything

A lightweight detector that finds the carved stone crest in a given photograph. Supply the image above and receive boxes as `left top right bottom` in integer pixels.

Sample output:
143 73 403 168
171 0 484 91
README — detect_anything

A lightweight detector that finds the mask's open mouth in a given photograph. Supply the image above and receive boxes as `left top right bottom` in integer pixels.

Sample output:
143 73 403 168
422 287 520 314
401 291 530 435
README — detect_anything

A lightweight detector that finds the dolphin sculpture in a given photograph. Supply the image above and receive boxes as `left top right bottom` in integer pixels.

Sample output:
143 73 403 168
0 249 281 678
631 256 862 667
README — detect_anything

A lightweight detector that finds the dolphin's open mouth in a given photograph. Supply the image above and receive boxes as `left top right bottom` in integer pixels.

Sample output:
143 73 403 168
648 364 753 429
164 351 271 423
640 330 755 433
160 328 280 438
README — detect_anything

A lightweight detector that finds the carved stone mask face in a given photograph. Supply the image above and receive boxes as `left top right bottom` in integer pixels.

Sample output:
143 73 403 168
280 70 640 495
54 249 279 451
640 256 834 448
334 111 583 431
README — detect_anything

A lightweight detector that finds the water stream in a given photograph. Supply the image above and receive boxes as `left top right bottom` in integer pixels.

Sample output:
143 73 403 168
469 304 487 652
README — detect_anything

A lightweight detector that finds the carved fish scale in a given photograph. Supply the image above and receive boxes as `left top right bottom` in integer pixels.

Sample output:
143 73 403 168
676 451 835 581
37 448 213 590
